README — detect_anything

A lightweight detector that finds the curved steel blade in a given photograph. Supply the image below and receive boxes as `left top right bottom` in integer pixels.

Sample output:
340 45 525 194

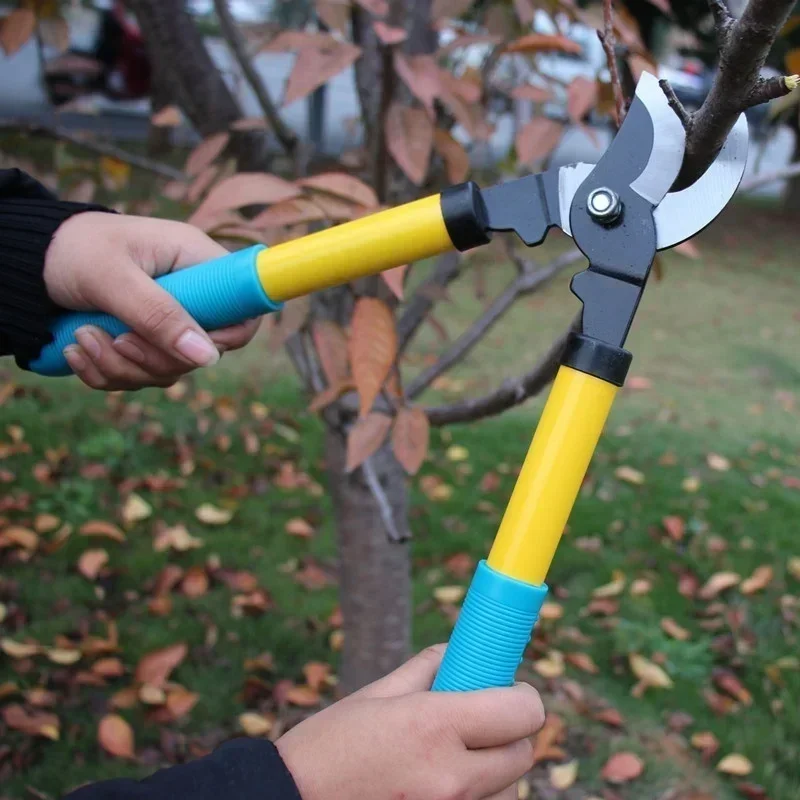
654 113 749 249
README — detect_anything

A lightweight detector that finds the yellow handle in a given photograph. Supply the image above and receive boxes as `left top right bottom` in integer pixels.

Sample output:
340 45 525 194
487 365 618 584
257 194 454 302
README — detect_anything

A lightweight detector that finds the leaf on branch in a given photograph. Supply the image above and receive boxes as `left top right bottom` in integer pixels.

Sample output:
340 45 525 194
253 197 326 228
349 297 397 416
373 20 407 45
306 192 370 222
308 380 353 413
346 413 393 472
315 1 350 33
602 752 644 783
151 106 182 127
0 9 35 56
511 84 552 103
381 264 408 299
199 173 301 215
312 320 350 385
437 33 501 57
185 133 230 177
283 38 362 106
392 407 430 475
438 73 492 141
567 77 598 123
431 0 475 21
297 172 379 208
433 128 470 184
385 104 434 185
394 53 440 116
516 118 563 164
187 165 220 205
504 33 582 55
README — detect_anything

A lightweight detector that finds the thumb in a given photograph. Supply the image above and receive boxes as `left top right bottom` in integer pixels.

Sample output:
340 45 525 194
95 262 220 367
358 644 447 699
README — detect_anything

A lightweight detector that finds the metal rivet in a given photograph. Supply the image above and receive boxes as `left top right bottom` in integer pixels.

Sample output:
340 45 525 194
587 187 622 223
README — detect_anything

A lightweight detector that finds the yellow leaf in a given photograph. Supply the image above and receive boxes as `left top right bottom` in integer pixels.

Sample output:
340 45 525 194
0 603 5 623
138 684 166 705
615 465 645 485
434 585 465 604
682 476 701 493
593 570 626 598
788 556 800 580
706 453 731 472
629 653 673 689
446 445 469 462
99 157 131 192
517 777 531 799
533 650 564 678
1 638 41 659
549 760 578 789
121 493 152 525
717 753 753 776
239 711 274 736
46 648 81 665
195 503 234 525
153 524 203 552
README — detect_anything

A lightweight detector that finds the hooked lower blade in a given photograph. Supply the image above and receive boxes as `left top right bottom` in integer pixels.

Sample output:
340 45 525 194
654 113 749 249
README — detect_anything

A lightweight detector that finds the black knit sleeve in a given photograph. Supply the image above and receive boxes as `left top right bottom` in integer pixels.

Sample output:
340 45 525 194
0 168 113 368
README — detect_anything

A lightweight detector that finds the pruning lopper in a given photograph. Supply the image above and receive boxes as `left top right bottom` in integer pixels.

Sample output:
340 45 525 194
31 73 749 693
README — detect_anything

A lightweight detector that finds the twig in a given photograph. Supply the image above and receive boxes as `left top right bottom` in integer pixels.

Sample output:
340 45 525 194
707 0 735 49
406 249 581 400
596 0 625 126
739 160 800 193
213 0 298 156
658 79 693 131
0 119 186 181
362 457 406 542
425 313 581 427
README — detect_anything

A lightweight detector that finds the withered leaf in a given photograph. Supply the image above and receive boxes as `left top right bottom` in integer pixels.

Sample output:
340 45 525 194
134 643 188 688
602 752 644 783
98 714 135 758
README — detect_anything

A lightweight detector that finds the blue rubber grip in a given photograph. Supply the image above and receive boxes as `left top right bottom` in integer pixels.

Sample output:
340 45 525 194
30 245 282 376
432 561 548 692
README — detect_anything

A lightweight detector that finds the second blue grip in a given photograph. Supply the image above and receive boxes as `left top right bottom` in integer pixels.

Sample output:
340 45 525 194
30 245 281 376
432 561 547 692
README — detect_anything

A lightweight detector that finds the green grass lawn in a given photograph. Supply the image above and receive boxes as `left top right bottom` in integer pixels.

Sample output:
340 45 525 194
1 202 799 799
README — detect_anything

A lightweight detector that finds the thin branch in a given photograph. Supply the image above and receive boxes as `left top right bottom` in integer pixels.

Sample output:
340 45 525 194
213 0 298 156
0 120 185 181
425 314 581 427
707 0 735 49
739 160 800 193
362 457 406 542
597 0 625 126
658 79 693 131
406 249 582 400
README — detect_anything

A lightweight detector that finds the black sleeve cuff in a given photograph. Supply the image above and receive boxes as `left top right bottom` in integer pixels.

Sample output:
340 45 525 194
63 737 303 800
0 169 113 368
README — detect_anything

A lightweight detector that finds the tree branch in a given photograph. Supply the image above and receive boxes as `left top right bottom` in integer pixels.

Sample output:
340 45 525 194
659 79 693 131
213 0 298 156
425 313 581 427
596 0 626 126
406 249 582 400
676 0 797 188
739 160 800 193
0 120 185 181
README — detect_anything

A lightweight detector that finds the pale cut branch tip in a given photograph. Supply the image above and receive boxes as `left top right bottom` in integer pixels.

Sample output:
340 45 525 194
785 74 800 91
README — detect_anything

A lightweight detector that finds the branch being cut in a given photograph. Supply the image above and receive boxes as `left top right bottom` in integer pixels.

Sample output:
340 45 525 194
674 0 798 188
213 0 298 156
425 313 581 427
597 0 626 126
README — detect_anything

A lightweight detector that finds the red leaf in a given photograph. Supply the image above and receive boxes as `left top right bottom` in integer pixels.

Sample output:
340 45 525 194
1 10 35 56
431 0 474 20
373 20 407 44
391 407 430 475
349 297 397 416
567 76 598 123
297 172 379 208
505 33 582 55
98 714 134 759
516 118 563 164
385 104 434 185
134 643 188 688
381 265 408 300
602 752 644 783
346 413 393 472
185 133 230 177
199 173 301 215
312 320 350 385
511 84 552 103
284 38 362 106
394 54 440 116
433 128 470 183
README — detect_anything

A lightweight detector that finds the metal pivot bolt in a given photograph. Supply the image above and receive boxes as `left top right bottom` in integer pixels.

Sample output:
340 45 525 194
587 187 622 224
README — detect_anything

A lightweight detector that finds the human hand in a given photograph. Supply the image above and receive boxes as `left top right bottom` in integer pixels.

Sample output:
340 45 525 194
276 644 544 800
43 212 261 390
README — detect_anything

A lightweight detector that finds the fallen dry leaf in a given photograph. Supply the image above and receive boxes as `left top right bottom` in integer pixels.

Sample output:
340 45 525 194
593 570 626 598
691 731 720 758
788 556 800 581
34 513 60 533
698 572 741 600
303 661 332 691
0 525 38 550
533 650 564 679
683 475 702 493
3 704 59 740
615 465 645 485
593 707 624 728
706 453 731 472
532 713 565 765
134 642 188 687
92 658 125 678
139 684 167 705
121 493 152 525
181 565 209 598
602 752 644 783
285 517 315 538
1 638 41 659
239 711 274 736
153 524 203 552
195 503 234 525
80 520 126 542
717 753 753 776
549 760 578 789
46 647 81 665
434 585 466 604
165 688 199 720
77 549 108 580
629 653 673 690
565 652 599 674
661 617 691 641
712 668 752 705
286 685 321 707
98 714 135 758
662 515 685 542
741 565 773 595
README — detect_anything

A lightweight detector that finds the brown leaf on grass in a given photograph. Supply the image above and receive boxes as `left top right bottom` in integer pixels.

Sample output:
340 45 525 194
349 297 397 417
393 53 440 115
593 570 626 598
239 711 274 736
200 173 301 215
0 9 35 55
284 38 361 106
431 0 473 18
741 565 773 595
593 707 625 728
385 103 434 185
629 654 673 690
3 704 59 740
98 714 135 758
661 617 691 641
736 782 768 799
294 561 333 591
34 513 60 533
78 549 108 580
182 566 209 598
46 647 81 665
549 760 578 790
433 128 470 183
434 585 466 604
717 754 753 776
565 652 599 674
217 569 259 593
511 84 552 102
531 713 565 765
444 552 474 580
505 33 582 54
286 685 321 707
151 105 182 127
80 520 126 542
706 452 731 471
533 650 564 678
134 643 188 688
285 517 315 538
92 658 125 678
297 172 378 208
587 597 619 616
153 564 184 596
516 117 563 164
1 638 41 659
25 687 57 707
615 465 645 485
121 493 152 525
391 407 430 475
698 572 741 600
712 668 752 705
602 752 644 783
195 503 234 525
232 588 273 615
303 661 332 691
139 684 167 705
0 525 38 550
185 133 230 177
153 524 203 553
691 731 720 758
662 515 685 542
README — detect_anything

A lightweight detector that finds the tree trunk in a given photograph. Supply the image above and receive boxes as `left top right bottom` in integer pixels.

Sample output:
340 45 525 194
127 0 269 169
784 117 800 211
325 428 411 693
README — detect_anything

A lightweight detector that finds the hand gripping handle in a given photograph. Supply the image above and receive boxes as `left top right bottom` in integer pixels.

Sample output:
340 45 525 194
30 245 281 376
432 561 548 692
